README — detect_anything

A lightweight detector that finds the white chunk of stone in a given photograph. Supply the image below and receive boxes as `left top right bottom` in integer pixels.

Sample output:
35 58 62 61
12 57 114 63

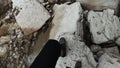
88 9 120 44
55 34 97 68
49 2 83 39
11 0 27 9
97 53 120 68
12 0 50 35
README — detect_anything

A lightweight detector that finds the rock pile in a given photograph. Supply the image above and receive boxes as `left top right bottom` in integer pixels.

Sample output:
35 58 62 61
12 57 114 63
0 0 120 68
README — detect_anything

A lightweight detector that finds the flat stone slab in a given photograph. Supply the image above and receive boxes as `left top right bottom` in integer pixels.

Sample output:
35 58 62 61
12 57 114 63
12 0 50 35
49 2 83 39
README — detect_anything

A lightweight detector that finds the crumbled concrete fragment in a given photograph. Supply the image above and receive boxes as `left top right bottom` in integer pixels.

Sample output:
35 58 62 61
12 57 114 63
88 9 120 44
97 53 120 68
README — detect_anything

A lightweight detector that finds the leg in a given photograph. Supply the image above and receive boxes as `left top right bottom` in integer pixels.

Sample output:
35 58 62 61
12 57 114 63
30 39 61 68
75 61 82 68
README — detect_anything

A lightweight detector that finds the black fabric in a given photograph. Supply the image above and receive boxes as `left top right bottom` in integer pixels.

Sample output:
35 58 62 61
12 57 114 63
30 39 61 68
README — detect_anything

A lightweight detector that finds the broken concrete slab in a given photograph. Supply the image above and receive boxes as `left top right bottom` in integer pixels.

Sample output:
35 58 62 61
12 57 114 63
87 9 120 44
55 34 97 68
12 0 50 35
97 53 120 68
49 2 83 39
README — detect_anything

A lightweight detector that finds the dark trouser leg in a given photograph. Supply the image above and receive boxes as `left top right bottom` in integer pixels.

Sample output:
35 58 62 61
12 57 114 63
75 61 82 68
30 39 61 68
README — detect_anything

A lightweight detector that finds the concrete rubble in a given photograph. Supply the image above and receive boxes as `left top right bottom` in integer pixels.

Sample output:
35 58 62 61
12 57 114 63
97 54 120 68
0 0 120 68
12 0 50 35
88 9 120 44
49 2 82 39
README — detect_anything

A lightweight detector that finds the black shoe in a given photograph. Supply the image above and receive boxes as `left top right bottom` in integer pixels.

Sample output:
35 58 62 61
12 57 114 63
59 37 66 57
75 61 82 68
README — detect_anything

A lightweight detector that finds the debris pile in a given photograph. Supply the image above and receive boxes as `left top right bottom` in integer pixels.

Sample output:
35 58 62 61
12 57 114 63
0 0 120 68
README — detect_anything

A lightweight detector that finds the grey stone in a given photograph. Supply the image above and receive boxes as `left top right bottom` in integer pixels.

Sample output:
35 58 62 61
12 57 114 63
76 0 119 13
103 46 120 56
49 2 83 39
116 37 120 46
88 9 120 44
97 53 120 68
12 0 50 35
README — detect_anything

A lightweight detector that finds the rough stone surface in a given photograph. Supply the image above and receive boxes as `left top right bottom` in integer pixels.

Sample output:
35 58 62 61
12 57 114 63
0 36 11 45
56 34 97 68
0 24 10 37
12 0 50 35
88 9 120 44
0 22 29 68
11 0 27 8
116 37 120 46
103 46 120 57
97 54 120 68
49 2 83 39
76 0 119 12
